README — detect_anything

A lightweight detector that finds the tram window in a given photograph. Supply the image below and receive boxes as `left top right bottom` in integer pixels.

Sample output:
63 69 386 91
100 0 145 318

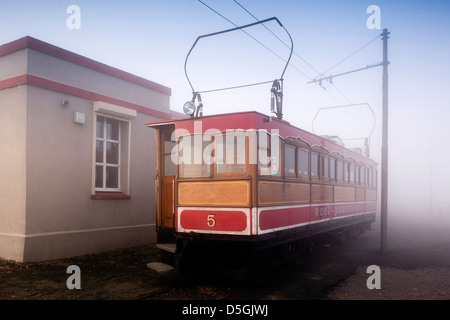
321 155 329 179
360 166 365 185
374 169 377 188
258 134 281 177
163 130 176 177
368 168 373 187
355 165 360 185
258 131 271 176
178 135 212 178
344 162 349 183
216 133 247 174
337 160 343 181
330 157 336 180
298 149 309 178
349 163 355 184
164 154 177 176
271 136 281 176
284 145 296 177
311 152 319 178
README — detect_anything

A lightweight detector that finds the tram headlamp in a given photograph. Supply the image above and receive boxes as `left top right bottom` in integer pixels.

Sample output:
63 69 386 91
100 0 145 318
183 101 196 116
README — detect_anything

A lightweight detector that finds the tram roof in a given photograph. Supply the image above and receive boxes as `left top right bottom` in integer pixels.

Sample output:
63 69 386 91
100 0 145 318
146 111 377 165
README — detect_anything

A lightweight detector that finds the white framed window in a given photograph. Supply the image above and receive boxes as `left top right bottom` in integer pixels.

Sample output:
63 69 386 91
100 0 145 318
95 115 121 191
92 102 136 196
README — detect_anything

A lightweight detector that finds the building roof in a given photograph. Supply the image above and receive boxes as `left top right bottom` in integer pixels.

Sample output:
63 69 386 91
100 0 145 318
0 36 171 96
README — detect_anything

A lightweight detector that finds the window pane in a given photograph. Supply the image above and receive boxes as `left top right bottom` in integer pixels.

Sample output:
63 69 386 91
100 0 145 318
179 136 212 178
105 166 119 188
164 130 175 154
360 167 365 185
284 146 296 175
374 169 377 187
96 116 104 138
258 147 271 175
344 162 349 182
355 166 360 184
349 164 355 183
330 158 336 180
374 170 376 187
298 149 309 176
270 136 281 176
95 165 103 188
337 160 343 180
231 134 246 165
258 131 271 176
322 156 329 178
106 142 119 164
106 118 120 140
216 133 246 174
95 115 122 191
311 153 319 177
96 140 103 163
164 154 176 176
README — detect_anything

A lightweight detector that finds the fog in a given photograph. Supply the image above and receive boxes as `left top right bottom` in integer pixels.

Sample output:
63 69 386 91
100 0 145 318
388 142 450 227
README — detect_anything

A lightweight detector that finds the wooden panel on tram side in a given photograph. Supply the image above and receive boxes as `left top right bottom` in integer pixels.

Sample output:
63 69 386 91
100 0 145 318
366 188 377 201
311 184 333 203
258 180 310 205
356 188 366 201
178 180 250 207
334 185 356 202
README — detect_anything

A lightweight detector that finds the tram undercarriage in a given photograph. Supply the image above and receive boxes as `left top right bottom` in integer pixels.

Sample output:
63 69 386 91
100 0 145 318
162 213 374 281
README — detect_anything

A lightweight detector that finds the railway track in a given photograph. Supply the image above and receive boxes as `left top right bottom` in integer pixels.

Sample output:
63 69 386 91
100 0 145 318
134 282 250 301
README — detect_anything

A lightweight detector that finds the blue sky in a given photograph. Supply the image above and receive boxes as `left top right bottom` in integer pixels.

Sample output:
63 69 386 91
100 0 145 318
1 0 450 216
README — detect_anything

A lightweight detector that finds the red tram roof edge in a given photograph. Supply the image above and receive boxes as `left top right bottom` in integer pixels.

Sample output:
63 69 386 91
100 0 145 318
146 111 378 166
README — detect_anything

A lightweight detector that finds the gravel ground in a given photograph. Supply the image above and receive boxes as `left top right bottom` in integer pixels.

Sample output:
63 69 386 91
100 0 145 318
1 215 449 301
327 266 450 300
325 216 450 300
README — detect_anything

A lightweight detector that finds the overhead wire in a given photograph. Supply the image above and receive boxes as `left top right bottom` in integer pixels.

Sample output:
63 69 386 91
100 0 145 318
231 0 354 116
197 0 311 80
232 0 380 141
233 0 321 79
232 0 355 103
198 0 345 107
197 0 378 137
197 0 296 75
314 34 382 81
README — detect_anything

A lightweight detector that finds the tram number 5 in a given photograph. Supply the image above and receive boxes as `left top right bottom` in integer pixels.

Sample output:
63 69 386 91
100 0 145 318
207 214 216 227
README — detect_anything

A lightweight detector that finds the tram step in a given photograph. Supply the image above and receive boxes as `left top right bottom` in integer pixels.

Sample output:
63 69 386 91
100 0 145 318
147 262 174 273
156 243 177 254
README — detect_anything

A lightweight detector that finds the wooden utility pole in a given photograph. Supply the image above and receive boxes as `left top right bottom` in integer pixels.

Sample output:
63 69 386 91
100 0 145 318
380 28 390 254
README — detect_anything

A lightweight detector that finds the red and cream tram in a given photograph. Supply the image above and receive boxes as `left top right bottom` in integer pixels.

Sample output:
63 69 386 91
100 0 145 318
147 111 377 276
147 17 377 277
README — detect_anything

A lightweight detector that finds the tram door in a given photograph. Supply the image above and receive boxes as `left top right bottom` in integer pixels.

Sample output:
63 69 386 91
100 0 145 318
160 128 176 229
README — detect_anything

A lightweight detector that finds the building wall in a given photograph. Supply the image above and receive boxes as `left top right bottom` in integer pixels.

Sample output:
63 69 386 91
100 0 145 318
0 85 27 261
0 37 171 262
23 85 159 261
27 49 170 113
0 48 28 80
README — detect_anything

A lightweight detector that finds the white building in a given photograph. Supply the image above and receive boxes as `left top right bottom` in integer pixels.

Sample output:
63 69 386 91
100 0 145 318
0 36 180 262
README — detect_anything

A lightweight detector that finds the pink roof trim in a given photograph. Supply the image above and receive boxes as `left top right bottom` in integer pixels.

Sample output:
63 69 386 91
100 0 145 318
0 36 171 96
